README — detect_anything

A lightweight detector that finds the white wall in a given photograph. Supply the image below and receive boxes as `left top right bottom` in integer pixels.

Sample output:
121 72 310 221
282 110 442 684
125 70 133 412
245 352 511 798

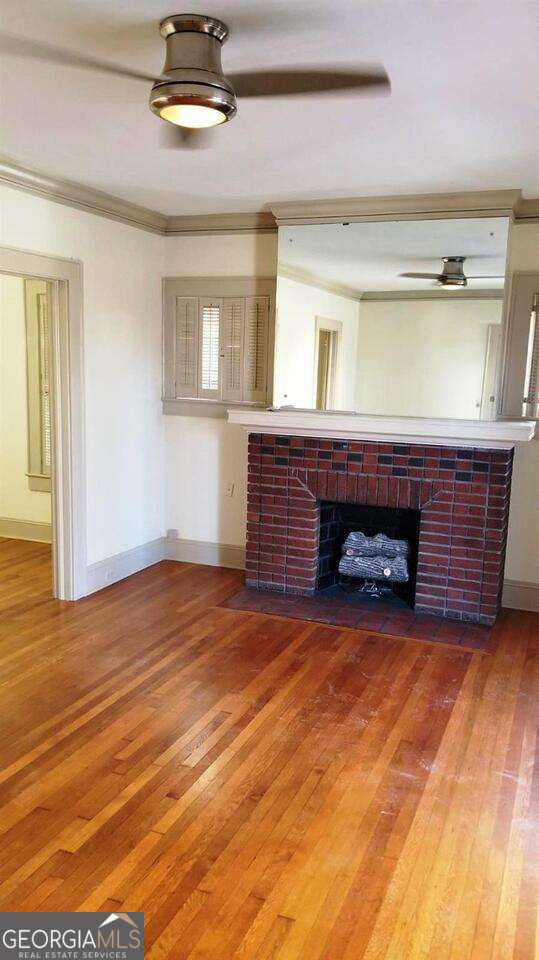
355 299 502 419
504 221 539 585
0 275 51 524
163 233 277 547
274 276 360 410
0 184 165 565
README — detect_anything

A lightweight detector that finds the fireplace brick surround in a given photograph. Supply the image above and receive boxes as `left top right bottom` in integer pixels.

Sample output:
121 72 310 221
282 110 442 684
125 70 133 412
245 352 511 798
245 433 514 626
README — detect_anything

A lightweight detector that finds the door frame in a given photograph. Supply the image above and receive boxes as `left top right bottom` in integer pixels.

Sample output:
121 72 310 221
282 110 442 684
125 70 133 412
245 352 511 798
0 245 86 600
313 316 342 409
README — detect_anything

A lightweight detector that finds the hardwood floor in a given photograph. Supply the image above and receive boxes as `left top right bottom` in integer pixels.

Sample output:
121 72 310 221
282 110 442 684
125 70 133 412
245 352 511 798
0 536 538 959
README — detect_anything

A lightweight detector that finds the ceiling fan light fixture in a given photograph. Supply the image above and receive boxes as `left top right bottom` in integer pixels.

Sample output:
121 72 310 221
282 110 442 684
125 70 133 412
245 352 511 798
150 83 236 127
160 103 226 128
150 14 237 128
439 280 466 290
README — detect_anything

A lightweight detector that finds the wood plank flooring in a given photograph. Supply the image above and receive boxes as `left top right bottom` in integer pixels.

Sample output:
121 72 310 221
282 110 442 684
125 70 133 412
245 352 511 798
0 536 538 959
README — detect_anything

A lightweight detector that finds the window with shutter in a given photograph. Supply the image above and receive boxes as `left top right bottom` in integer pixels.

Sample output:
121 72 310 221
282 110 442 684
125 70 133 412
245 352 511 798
221 298 245 402
199 299 221 398
163 279 274 410
37 293 52 475
25 279 52 492
174 296 198 398
243 297 270 403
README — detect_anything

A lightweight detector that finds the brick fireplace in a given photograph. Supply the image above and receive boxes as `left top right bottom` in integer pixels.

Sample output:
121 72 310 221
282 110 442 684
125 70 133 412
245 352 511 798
245 434 514 626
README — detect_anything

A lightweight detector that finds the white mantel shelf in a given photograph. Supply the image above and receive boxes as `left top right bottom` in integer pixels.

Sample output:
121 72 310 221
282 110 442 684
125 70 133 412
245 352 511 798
227 409 536 450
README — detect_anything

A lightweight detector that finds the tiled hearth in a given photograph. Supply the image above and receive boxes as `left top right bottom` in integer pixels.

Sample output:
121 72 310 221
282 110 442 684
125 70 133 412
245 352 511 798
246 434 514 626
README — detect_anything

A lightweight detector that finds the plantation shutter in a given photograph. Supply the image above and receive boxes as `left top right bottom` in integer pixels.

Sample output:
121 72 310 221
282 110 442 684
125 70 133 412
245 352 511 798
221 298 245 402
523 292 539 418
37 293 52 475
243 296 270 403
174 297 198 398
199 298 221 399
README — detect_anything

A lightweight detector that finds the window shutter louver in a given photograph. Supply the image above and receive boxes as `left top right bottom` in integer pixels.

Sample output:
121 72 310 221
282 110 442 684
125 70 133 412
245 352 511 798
221 298 245 402
174 297 198 398
243 296 270 403
199 298 221 399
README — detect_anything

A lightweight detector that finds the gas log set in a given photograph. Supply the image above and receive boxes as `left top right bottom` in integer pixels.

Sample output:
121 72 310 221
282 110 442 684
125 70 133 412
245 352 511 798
338 531 410 598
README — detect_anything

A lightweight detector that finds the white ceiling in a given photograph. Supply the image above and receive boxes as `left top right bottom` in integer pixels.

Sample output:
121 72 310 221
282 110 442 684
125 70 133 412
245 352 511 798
1 0 538 216
279 217 509 292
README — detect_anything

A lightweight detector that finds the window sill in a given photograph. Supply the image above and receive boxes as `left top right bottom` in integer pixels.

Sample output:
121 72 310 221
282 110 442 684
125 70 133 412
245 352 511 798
162 399 269 419
27 473 52 493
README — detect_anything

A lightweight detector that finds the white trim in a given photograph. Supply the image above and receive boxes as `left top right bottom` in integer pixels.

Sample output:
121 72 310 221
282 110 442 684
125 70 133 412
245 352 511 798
271 190 522 226
166 212 276 235
0 518 52 543
359 289 504 302
502 579 539 613
81 534 539 610
0 246 86 600
0 156 167 235
4 157 539 236
227 408 535 448
165 536 246 570
85 537 166 595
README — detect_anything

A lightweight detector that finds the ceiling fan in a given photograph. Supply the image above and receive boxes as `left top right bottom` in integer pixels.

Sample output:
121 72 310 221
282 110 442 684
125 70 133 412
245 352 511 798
399 256 504 289
0 13 390 149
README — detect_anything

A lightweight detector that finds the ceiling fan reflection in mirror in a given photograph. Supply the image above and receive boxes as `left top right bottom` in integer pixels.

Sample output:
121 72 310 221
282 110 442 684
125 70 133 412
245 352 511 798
400 256 504 289
1 12 390 150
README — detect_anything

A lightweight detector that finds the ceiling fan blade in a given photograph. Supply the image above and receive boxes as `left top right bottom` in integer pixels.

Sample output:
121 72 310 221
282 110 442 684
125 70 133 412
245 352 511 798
0 32 158 83
399 272 442 280
229 66 390 98
159 123 214 151
467 275 505 280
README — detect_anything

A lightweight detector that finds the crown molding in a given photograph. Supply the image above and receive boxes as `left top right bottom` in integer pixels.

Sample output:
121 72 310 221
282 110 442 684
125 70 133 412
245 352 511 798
271 190 523 226
514 196 539 223
165 211 276 235
277 263 362 301
1 156 538 237
0 156 167 235
360 288 505 302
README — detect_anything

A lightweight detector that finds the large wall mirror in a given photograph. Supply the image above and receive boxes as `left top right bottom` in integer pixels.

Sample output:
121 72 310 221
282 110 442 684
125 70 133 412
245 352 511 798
273 217 509 420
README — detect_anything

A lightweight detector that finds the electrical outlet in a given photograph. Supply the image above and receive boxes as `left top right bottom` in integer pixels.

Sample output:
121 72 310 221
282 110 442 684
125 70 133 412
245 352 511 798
226 482 235 498
167 528 179 540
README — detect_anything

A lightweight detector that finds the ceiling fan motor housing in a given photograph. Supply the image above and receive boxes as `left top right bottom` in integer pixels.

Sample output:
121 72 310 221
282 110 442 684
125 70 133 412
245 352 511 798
149 14 237 124
439 256 467 287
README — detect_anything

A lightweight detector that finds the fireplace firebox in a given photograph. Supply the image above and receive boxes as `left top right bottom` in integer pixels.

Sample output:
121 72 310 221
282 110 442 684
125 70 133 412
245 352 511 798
318 502 421 606
245 433 514 626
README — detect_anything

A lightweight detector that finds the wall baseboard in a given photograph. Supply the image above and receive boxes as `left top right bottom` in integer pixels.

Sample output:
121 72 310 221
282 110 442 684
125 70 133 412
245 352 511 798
165 536 246 570
502 579 539 613
0 517 52 543
83 535 539 614
85 537 166 595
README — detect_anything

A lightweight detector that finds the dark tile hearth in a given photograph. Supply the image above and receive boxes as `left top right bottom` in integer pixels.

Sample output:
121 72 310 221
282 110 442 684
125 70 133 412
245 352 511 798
222 586 492 650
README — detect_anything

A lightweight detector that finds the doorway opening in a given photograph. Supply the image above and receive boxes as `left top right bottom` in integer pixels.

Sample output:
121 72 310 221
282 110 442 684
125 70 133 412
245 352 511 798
314 317 341 411
0 247 85 600
0 275 54 590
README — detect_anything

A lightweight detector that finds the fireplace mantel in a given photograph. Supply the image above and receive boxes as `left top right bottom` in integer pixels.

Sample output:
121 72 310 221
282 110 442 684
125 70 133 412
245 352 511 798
227 408 535 449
